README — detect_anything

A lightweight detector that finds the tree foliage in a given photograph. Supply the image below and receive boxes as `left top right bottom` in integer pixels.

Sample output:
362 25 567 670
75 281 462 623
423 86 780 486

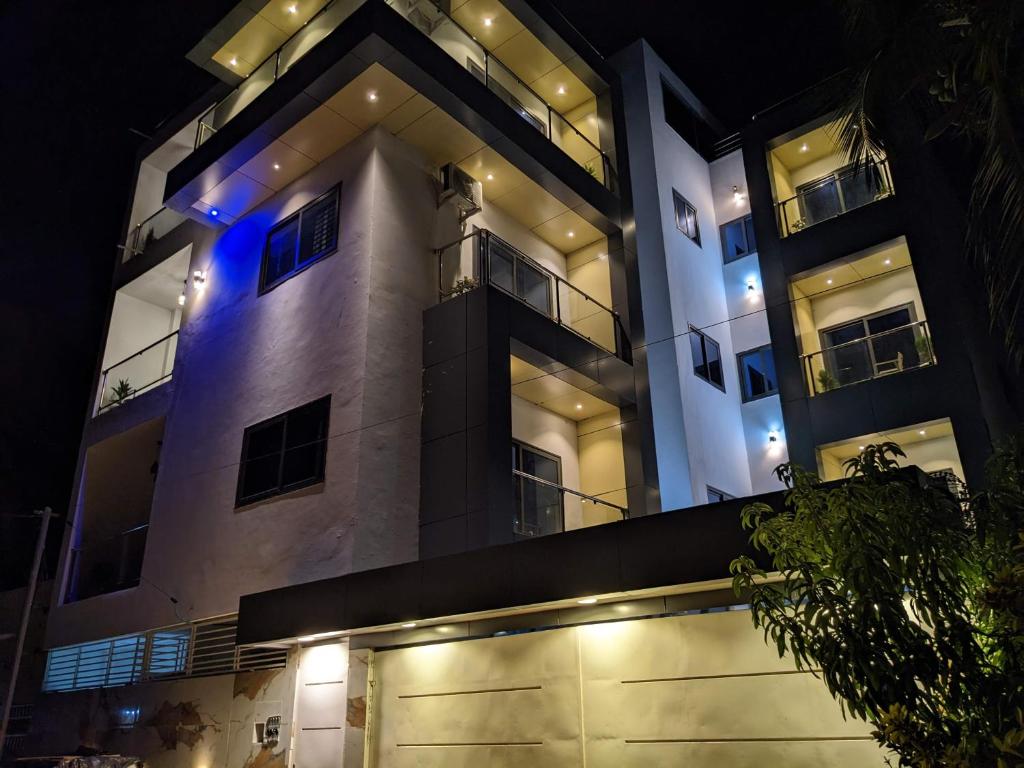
827 0 1024 361
731 442 1024 766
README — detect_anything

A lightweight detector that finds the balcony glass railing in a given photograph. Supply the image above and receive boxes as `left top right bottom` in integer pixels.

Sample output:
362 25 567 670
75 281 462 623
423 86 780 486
96 330 179 414
124 207 187 262
193 0 616 190
777 157 894 237
66 523 149 602
513 469 627 538
802 319 934 396
438 230 629 360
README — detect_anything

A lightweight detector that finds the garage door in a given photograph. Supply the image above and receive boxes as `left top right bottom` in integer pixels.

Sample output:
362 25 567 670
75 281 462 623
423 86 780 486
369 609 888 767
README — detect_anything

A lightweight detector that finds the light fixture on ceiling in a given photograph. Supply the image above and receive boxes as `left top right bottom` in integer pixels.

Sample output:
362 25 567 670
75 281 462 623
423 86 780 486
401 622 417 629
799 142 809 153
567 231 575 238
229 57 238 68
859 445 866 451
883 258 891 266
367 90 379 102
287 3 298 13
483 16 493 26
577 597 597 605
177 281 187 307
272 162 281 170
575 403 583 410
826 278 833 285
209 208 220 218
918 429 926 436
556 85 566 95
486 173 494 181
598 253 607 260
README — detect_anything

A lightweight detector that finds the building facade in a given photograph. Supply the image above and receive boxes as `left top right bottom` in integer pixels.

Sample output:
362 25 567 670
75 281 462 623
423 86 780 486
11 1 1017 767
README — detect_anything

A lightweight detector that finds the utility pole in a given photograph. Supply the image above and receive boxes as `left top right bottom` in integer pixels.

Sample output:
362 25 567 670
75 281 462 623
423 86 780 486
0 507 53 758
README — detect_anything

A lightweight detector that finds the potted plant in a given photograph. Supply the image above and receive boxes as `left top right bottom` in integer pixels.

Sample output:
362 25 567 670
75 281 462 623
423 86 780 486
110 378 134 406
816 368 840 394
449 276 479 297
915 334 934 364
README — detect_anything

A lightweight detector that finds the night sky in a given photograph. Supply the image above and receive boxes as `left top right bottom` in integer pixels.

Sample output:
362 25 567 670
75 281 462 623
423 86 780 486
0 0 845 588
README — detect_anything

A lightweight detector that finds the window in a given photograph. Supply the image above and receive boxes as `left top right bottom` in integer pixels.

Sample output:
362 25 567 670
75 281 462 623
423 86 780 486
673 191 700 245
720 214 757 263
819 304 921 388
707 486 734 504
737 345 778 401
42 635 146 692
661 78 719 161
260 186 340 292
689 326 724 390
237 396 330 506
512 441 563 538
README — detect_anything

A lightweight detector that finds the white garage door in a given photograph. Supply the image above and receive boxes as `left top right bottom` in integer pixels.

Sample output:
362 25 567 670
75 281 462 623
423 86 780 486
369 610 888 767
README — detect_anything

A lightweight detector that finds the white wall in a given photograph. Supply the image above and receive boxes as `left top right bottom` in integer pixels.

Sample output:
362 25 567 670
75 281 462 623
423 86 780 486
51 127 434 647
510 395 582 529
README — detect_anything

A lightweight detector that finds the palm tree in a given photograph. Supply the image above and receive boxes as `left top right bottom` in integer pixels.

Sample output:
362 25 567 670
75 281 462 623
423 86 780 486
828 0 1024 361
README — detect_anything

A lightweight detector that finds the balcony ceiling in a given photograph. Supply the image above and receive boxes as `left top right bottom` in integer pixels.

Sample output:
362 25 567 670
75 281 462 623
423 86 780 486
120 246 192 312
193 62 604 252
818 419 956 462
790 238 913 298
772 121 844 174
510 355 617 421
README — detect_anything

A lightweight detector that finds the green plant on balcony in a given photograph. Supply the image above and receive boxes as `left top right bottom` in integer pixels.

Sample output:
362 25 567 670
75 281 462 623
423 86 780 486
816 368 840 393
449 276 479 297
110 378 134 406
584 162 597 177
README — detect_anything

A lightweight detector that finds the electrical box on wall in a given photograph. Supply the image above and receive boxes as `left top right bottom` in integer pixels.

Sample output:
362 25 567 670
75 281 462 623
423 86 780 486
254 714 281 746
439 163 482 220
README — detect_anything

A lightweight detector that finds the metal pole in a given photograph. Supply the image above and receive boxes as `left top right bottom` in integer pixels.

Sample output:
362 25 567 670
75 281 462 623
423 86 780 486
0 507 53 757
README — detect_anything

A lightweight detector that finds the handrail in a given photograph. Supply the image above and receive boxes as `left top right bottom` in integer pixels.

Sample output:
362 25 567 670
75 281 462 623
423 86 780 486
513 469 628 518
71 523 150 553
102 330 179 375
776 156 891 210
799 319 927 359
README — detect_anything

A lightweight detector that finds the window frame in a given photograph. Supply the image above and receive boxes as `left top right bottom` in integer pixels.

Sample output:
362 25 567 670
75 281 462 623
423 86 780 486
235 396 331 507
719 213 757 264
258 185 341 295
672 190 701 246
689 325 725 391
737 344 778 402
512 440 564 538
706 486 734 504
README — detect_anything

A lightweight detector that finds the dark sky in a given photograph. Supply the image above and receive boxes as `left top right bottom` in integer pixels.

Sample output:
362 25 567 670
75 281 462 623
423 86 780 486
0 0 845 588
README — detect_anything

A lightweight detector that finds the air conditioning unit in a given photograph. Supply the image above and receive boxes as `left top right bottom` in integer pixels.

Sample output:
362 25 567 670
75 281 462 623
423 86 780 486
439 163 482 219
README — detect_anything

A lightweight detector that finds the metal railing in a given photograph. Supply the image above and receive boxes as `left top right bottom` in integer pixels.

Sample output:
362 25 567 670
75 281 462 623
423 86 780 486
777 157 894 237
123 207 187 262
438 229 629 360
65 524 149 603
513 469 627 538
193 0 616 191
42 614 287 693
96 330 179 415
802 319 935 396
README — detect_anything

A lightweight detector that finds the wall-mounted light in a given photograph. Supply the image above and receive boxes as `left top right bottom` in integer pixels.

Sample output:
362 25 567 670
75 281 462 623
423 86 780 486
192 269 207 290
177 280 187 307
746 277 757 293
732 185 745 204
768 429 779 444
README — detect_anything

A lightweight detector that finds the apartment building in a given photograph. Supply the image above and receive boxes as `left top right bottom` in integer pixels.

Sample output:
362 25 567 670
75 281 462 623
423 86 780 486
12 1 1016 767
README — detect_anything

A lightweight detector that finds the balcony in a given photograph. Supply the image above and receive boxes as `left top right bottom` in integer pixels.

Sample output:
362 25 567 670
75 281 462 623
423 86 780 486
438 230 628 359
65 524 148 603
192 0 614 190
123 207 188 263
769 120 893 238
790 236 932 396
513 468 627 537
802 319 934 396
96 330 179 414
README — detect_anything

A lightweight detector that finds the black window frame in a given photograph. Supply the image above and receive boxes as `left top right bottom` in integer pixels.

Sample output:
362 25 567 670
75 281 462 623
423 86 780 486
689 326 725 391
673 190 701 246
259 185 341 294
737 344 778 402
719 213 757 264
511 440 564 538
236 396 331 507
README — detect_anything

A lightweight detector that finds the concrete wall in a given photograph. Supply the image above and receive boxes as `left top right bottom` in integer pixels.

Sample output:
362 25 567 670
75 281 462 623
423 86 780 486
807 268 925 345
49 126 433 647
368 609 888 767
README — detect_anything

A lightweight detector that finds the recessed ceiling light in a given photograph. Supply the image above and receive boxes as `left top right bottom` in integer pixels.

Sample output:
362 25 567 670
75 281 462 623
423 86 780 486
800 143 809 153
486 173 494 181
598 253 607 260
272 162 281 170
883 258 891 265
401 622 417 629
483 17 493 26
577 597 597 605
229 57 238 67
918 429 926 436
367 90 378 102
210 208 220 217
858 446 865 451
556 85 566 95
287 3 298 13
567 231 575 238
575 403 583 410
826 278 833 285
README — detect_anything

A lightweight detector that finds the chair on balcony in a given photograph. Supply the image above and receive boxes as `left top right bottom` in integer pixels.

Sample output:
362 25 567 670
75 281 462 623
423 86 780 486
874 351 904 376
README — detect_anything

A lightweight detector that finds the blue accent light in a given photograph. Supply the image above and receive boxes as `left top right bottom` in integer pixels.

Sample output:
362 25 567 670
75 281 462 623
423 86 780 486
210 208 220 217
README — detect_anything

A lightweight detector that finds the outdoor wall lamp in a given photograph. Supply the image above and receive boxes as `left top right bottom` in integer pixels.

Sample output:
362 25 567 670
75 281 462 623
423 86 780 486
768 429 780 444
192 269 207 289
733 185 745 203
177 280 187 307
